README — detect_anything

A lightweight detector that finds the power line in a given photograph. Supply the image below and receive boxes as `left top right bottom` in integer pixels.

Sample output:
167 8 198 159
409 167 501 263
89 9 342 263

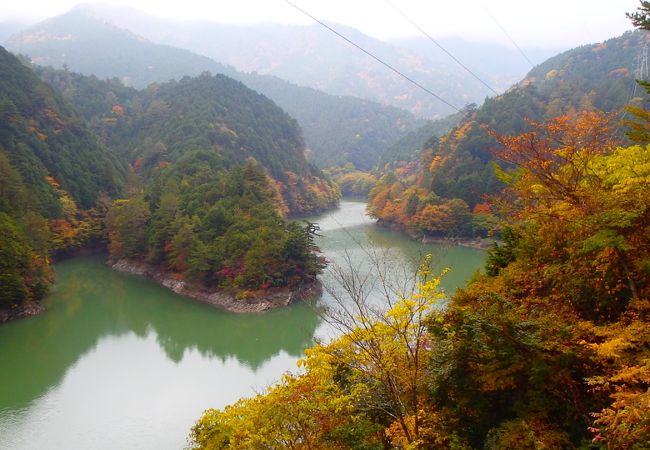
384 0 499 96
478 0 535 68
283 0 462 112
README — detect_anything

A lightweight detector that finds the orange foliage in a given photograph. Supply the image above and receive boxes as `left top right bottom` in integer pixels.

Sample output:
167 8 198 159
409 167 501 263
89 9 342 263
609 67 629 76
45 175 60 188
473 202 491 214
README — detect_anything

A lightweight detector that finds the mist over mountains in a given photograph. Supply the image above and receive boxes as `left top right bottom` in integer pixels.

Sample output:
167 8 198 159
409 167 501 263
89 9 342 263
6 3 556 118
5 7 432 169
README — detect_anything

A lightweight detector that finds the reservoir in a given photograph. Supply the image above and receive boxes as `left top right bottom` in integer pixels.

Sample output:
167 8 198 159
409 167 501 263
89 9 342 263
0 201 485 449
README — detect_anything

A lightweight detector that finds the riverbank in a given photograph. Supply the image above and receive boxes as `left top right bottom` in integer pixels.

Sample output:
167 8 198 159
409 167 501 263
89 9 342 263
420 235 494 250
0 301 45 324
109 258 322 313
376 219 494 250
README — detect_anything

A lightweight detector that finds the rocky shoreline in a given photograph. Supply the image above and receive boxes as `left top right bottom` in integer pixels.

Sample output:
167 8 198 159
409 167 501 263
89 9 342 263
419 235 494 250
0 301 45 324
376 219 494 250
109 258 322 313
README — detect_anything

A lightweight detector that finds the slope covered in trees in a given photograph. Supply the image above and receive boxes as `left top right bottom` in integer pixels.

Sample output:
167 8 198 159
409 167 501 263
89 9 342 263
0 46 126 213
0 46 127 320
0 44 336 320
378 110 465 169
368 30 649 238
36 68 339 215
6 9 423 170
232 73 425 170
4 9 229 89
108 154 326 291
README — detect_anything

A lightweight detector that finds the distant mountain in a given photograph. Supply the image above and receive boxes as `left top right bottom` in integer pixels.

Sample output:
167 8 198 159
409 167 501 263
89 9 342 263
378 111 465 168
234 73 425 170
0 46 126 214
5 8 422 169
4 9 230 89
57 4 498 117
368 30 649 235
0 20 33 42
390 36 558 89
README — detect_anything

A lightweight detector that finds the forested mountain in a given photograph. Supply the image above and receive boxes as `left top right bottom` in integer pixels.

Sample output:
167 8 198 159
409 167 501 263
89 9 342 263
188 17 650 447
0 46 126 213
1 43 338 319
234 73 425 170
368 30 649 238
378 110 465 168
59 4 499 118
36 67 338 214
86 72 336 291
0 46 127 319
4 9 229 89
5 8 423 170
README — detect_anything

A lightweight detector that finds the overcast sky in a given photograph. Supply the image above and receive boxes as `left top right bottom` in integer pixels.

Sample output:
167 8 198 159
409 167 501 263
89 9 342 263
0 0 641 49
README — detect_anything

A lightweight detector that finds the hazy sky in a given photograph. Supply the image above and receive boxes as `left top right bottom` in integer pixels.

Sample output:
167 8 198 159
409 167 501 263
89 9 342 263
0 0 641 48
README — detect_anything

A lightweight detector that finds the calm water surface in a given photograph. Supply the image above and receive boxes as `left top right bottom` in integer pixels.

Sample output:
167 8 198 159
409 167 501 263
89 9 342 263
0 201 485 449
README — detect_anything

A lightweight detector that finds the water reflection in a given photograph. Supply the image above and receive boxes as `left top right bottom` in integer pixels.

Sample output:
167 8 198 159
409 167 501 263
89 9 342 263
0 256 321 412
312 201 486 294
0 200 485 449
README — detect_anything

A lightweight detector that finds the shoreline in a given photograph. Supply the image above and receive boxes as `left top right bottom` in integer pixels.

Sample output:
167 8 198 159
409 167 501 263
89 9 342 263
376 219 494 250
419 235 494 250
109 258 322 313
0 301 45 324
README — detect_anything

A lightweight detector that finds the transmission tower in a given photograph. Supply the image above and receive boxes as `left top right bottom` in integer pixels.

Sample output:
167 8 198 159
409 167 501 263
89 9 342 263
635 43 648 81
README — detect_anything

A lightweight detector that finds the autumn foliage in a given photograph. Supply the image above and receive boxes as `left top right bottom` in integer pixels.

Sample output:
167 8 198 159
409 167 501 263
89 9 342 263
191 111 649 449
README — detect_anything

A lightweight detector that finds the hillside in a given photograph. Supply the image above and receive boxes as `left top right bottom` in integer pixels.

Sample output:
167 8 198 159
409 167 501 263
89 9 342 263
191 110 650 450
5 9 422 170
235 72 425 170
4 9 230 89
0 46 127 320
0 46 126 214
0 45 338 320
378 110 465 168
35 66 339 215
368 30 649 237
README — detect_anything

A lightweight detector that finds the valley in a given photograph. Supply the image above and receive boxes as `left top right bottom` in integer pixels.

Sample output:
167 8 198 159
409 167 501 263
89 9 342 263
0 1 648 448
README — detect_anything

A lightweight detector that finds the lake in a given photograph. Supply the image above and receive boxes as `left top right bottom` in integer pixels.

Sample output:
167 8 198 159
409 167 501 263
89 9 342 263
0 201 485 449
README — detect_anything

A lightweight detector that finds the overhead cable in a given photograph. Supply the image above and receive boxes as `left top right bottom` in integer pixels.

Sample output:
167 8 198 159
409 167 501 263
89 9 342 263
385 0 499 96
478 0 535 68
283 0 462 112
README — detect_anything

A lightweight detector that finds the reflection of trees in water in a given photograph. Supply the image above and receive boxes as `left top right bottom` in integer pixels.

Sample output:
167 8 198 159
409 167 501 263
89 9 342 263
0 256 322 411
317 222 486 303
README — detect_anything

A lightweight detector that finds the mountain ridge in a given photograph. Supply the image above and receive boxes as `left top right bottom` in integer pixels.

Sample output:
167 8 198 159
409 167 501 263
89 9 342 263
5 8 424 169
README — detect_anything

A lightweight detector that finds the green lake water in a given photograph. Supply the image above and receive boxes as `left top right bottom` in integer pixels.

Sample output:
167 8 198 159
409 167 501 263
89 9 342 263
0 201 485 449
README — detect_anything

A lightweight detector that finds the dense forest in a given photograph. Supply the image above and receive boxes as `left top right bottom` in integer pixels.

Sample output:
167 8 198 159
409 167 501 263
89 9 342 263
108 153 325 290
0 46 128 320
234 72 425 170
368 30 649 239
2 2 649 448
36 67 339 215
